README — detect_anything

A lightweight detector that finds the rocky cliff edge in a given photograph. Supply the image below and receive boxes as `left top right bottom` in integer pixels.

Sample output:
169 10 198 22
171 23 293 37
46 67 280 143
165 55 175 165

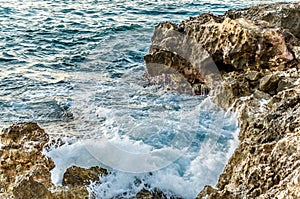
144 2 300 199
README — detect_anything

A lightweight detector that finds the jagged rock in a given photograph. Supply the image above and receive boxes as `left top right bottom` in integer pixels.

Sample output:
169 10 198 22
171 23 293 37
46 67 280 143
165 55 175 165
135 189 153 199
259 74 280 95
54 186 90 199
145 2 299 96
253 89 271 100
245 70 262 81
225 2 300 39
0 122 49 150
0 122 107 199
196 185 237 199
62 166 107 187
12 176 52 199
294 46 300 60
0 123 55 197
204 46 300 198
135 188 172 199
145 2 300 199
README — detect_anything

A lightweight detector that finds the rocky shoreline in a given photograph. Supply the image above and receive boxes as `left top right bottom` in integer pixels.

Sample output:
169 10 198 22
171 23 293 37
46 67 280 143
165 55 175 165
0 122 108 198
1 2 299 199
145 2 300 198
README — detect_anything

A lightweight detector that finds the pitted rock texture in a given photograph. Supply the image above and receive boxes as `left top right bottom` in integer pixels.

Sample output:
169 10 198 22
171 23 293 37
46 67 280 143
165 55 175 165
225 2 300 39
209 71 300 198
62 166 107 187
0 122 107 199
0 123 55 198
145 2 300 199
0 123 174 199
144 2 300 96
135 188 174 199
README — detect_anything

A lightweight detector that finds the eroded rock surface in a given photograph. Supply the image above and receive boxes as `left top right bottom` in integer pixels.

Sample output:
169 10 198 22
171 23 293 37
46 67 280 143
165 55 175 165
208 70 300 198
145 2 300 199
63 166 107 187
0 122 107 199
0 123 175 199
144 2 300 96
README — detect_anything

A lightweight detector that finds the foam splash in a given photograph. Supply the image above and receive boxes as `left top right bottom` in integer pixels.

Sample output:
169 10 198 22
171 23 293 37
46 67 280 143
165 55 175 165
45 97 239 198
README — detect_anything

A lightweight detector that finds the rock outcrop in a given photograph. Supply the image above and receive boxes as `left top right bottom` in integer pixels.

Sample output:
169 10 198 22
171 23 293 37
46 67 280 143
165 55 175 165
145 2 300 199
144 2 300 96
0 122 107 199
1 2 300 199
0 123 175 198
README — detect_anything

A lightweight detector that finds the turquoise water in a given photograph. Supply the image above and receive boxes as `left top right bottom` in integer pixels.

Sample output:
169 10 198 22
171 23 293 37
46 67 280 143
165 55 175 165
0 0 297 198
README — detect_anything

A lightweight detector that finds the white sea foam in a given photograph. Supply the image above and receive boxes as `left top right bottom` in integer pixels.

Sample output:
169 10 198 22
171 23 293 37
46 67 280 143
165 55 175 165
45 96 239 198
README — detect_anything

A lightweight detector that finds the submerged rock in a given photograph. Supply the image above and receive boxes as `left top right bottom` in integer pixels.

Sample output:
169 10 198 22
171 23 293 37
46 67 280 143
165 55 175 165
0 122 108 199
145 2 300 199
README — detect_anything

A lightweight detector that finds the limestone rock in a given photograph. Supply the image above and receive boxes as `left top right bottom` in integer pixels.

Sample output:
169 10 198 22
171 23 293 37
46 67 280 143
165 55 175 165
259 74 280 95
62 166 107 187
225 2 300 39
0 122 49 150
135 189 153 199
196 185 237 199
145 2 300 199
12 176 52 199
134 188 174 199
0 122 107 199
246 70 262 81
144 2 300 96
197 73 300 199
0 122 55 196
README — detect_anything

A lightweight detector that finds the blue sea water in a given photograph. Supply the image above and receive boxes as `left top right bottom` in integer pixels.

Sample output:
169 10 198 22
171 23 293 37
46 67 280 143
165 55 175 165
0 0 297 198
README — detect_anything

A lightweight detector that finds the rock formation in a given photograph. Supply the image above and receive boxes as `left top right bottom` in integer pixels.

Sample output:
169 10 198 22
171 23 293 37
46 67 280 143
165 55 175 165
1 2 300 199
145 2 300 199
0 122 107 199
0 123 169 199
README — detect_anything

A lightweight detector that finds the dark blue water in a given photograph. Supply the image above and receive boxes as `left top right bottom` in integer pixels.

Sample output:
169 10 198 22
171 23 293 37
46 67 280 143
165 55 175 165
0 0 296 198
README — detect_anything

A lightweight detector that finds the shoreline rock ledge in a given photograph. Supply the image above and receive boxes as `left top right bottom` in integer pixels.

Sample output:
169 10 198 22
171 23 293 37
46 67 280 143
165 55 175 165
145 2 300 199
0 123 166 198
0 2 299 199
0 122 107 199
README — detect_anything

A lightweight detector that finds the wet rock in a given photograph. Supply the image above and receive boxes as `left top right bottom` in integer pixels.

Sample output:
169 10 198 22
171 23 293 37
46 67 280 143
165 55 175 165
225 2 300 39
196 185 237 199
293 46 300 60
246 70 262 81
12 176 52 199
0 122 49 150
0 122 107 199
0 122 55 197
135 188 178 199
259 74 280 95
253 89 271 100
277 78 294 92
62 166 107 187
145 2 300 199
135 189 153 199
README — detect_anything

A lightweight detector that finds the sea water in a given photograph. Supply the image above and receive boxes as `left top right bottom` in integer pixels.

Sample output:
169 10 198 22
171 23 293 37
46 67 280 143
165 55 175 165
0 0 297 198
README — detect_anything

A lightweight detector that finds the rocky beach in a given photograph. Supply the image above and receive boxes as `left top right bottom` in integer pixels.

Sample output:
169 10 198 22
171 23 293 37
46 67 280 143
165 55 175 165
146 2 300 198
1 2 300 199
